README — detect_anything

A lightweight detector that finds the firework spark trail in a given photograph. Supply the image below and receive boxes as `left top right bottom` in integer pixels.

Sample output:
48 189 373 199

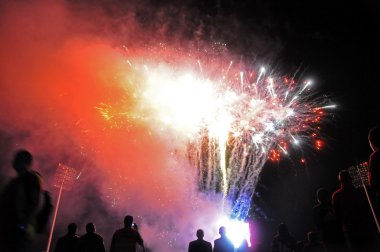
188 130 273 219
98 51 334 221
227 140 270 218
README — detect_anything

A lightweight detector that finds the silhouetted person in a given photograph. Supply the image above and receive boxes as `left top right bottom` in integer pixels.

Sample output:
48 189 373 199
295 241 304 252
213 226 234 252
368 127 380 210
54 223 80 252
110 215 145 252
0 150 45 252
312 188 343 245
271 223 296 252
79 222 106 252
237 239 249 252
188 229 212 252
303 232 324 252
332 170 378 251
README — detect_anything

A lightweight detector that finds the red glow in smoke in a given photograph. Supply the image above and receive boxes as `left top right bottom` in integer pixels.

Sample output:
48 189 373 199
0 3 217 251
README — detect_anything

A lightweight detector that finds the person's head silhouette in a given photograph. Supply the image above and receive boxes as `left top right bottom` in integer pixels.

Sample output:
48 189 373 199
67 223 77 236
277 223 289 237
219 226 227 238
12 149 33 175
307 231 318 242
369 127 380 151
196 229 204 240
124 215 133 228
86 223 95 234
317 188 329 204
338 170 352 187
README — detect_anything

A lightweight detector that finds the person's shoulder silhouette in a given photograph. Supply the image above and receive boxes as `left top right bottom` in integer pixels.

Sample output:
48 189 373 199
79 222 106 252
54 223 80 252
0 149 48 251
312 188 342 243
188 229 212 252
271 223 296 252
213 226 234 252
303 231 324 252
237 239 249 252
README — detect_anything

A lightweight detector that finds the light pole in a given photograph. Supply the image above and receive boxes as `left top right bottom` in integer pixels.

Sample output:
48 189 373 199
46 163 77 252
348 162 380 234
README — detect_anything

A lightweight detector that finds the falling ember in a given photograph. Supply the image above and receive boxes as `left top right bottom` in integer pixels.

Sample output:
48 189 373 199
97 47 334 220
269 149 282 162
315 140 324 150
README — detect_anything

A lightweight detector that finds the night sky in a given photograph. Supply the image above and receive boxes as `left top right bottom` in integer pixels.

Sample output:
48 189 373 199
206 0 380 245
1 0 380 251
152 0 380 245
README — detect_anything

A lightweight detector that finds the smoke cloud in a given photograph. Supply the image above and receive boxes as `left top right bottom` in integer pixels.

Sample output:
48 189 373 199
0 1 282 251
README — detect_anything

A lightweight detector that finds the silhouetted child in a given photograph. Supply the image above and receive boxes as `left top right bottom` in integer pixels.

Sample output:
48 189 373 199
188 229 212 252
54 223 80 252
213 226 234 252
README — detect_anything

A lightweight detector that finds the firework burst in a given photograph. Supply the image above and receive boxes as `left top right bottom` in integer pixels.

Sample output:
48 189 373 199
97 45 335 220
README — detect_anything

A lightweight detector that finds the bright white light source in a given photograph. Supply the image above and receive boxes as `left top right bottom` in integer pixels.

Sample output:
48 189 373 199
217 217 251 248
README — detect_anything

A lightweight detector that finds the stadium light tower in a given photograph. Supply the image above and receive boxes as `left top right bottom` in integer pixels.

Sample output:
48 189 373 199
348 162 380 234
46 163 77 252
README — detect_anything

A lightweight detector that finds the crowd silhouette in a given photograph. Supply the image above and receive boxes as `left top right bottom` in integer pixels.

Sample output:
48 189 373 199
1 127 380 251
54 216 144 252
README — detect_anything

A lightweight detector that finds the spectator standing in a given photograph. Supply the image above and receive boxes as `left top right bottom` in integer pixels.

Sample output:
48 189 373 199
271 223 296 252
79 222 106 252
0 150 49 252
110 215 145 252
54 223 80 252
312 188 343 245
332 170 378 251
213 226 234 252
188 229 212 252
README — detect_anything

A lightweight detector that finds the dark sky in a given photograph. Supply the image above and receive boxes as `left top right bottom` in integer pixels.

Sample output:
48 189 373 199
181 0 380 244
241 0 380 243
